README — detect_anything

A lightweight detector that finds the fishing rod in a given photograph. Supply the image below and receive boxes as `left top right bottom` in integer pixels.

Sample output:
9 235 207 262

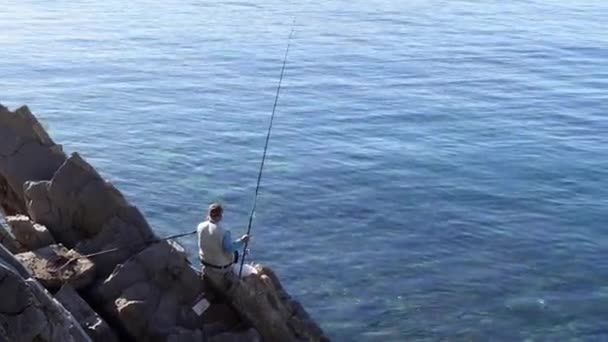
53 20 296 277
51 230 197 271
238 19 296 278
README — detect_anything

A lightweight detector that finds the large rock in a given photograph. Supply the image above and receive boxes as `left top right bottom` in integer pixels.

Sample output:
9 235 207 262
74 215 154 277
24 153 156 276
6 214 55 250
95 241 206 341
207 328 261 342
166 328 204 342
202 302 241 329
166 326 259 342
221 265 329 342
56 285 119 342
0 221 24 253
15 244 96 291
0 244 91 342
0 105 67 216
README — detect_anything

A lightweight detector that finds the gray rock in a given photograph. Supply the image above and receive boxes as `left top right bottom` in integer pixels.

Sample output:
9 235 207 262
0 175 26 217
115 282 162 340
207 328 261 342
0 261 47 342
202 302 241 329
166 328 204 342
24 153 156 277
96 241 206 341
55 285 119 342
0 105 67 216
220 265 329 342
0 243 91 342
6 214 55 250
23 180 82 247
0 221 24 253
74 215 151 277
15 244 96 291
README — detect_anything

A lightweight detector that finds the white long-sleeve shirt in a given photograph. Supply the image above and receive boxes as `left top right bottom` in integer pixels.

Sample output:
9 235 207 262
197 220 244 264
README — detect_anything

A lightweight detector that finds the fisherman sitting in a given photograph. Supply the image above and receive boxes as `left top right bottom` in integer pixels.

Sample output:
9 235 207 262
197 202 249 291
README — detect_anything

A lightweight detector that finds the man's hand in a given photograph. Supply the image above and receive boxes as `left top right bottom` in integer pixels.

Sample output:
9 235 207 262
239 234 250 244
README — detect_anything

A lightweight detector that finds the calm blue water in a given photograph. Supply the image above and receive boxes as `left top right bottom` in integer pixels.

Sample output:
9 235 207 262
2 1 608 340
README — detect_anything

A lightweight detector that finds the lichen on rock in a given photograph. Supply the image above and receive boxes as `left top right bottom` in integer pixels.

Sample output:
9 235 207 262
15 244 96 291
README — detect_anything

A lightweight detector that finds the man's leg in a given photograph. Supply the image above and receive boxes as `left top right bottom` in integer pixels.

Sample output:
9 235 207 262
202 266 231 295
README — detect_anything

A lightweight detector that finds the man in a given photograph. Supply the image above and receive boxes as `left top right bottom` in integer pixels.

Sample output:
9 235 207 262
197 202 249 290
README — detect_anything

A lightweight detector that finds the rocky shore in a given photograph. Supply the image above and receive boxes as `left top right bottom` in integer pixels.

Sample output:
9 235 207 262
0 104 328 342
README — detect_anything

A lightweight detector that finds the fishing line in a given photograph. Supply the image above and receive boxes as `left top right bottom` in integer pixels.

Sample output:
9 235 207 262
53 19 296 277
238 18 296 278
51 230 197 271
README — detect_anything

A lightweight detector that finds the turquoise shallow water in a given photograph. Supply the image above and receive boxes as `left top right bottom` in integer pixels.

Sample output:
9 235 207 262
2 1 608 340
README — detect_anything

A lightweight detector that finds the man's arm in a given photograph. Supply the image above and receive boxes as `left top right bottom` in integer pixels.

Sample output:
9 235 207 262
222 231 248 253
197 225 204 260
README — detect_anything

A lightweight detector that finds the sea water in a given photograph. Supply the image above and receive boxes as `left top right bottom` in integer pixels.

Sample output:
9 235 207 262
1 1 607 340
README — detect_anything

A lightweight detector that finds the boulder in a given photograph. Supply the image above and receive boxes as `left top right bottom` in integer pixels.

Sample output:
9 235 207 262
74 215 152 277
24 153 156 277
0 260 48 341
220 265 329 342
203 302 241 328
56 285 119 342
207 328 262 342
95 241 206 341
6 214 55 250
15 244 96 291
0 243 91 342
0 105 67 216
166 327 260 342
164 322 259 342
0 221 24 253
166 328 204 342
